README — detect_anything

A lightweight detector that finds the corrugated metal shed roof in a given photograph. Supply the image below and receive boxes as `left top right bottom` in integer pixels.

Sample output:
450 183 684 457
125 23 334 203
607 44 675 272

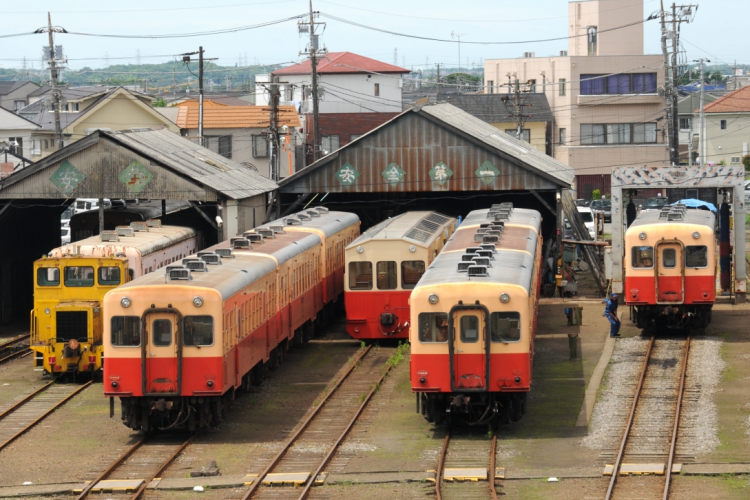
105 128 278 199
416 103 573 186
438 94 554 123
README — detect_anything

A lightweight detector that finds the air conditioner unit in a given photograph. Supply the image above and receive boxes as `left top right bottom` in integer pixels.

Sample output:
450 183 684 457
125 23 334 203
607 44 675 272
523 52 536 58
560 50 568 57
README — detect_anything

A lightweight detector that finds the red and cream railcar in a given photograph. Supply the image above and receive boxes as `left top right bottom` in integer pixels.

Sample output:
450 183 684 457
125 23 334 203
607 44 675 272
410 205 542 425
344 211 457 339
625 205 716 330
103 208 360 432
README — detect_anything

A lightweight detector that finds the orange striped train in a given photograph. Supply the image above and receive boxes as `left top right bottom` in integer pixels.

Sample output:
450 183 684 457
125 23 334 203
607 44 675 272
410 204 542 426
625 205 715 330
103 208 360 432
344 211 457 340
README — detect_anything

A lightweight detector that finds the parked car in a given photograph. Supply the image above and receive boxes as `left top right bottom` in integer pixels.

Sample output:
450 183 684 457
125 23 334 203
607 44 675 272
589 199 611 223
744 180 750 205
576 207 599 239
574 199 590 207
61 227 70 245
642 197 669 211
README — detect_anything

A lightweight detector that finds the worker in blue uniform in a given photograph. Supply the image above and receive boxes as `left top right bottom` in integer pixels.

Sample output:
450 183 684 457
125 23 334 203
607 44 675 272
604 292 620 338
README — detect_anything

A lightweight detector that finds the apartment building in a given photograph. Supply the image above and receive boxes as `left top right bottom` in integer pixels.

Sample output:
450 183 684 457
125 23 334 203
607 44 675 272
484 0 668 198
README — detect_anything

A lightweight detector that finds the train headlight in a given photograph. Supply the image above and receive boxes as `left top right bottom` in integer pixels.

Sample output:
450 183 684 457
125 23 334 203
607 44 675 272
428 293 439 304
120 297 131 308
692 231 700 239
638 232 647 240
409 245 416 253
500 293 511 304
357 246 364 254
44 308 50 314
193 296 204 307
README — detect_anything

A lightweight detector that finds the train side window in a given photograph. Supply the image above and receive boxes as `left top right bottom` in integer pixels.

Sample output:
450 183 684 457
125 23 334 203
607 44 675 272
685 245 708 268
376 261 397 290
349 262 373 290
401 261 425 289
490 312 521 343
418 312 449 343
111 316 140 346
37 268 60 286
184 316 214 346
98 267 121 286
662 249 676 268
631 246 654 268
64 266 94 287
460 315 479 343
152 319 172 347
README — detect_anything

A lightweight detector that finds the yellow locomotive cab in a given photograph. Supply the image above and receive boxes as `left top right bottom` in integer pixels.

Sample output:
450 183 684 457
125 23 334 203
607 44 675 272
31 256 129 375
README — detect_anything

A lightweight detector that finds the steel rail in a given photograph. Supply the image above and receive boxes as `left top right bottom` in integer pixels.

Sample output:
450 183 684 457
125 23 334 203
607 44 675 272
297 353 395 499
74 436 147 500
129 434 198 500
663 335 691 500
0 380 93 452
0 347 31 365
435 431 450 500
489 433 499 500
240 345 373 500
604 335 655 500
0 334 28 348
0 381 55 421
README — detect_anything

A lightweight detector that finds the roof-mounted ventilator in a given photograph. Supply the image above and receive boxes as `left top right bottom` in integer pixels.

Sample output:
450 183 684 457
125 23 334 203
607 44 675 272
466 247 482 254
165 265 186 275
100 231 119 242
184 261 208 272
315 206 329 214
479 243 497 253
482 235 500 243
467 265 489 277
307 210 320 218
146 219 162 228
130 221 149 232
215 248 234 258
667 212 684 221
297 213 312 221
472 256 492 267
200 253 222 265
269 225 286 234
168 268 192 280
116 226 135 237
285 217 302 225
457 261 472 272
256 228 275 239
246 233 264 244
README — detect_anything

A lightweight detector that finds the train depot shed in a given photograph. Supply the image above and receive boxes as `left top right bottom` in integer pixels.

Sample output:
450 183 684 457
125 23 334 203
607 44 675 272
278 102 574 239
0 127 277 324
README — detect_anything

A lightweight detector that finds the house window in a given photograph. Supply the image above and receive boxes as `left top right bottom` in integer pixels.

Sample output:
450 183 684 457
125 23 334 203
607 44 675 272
218 136 232 158
505 129 530 143
559 128 567 145
14 100 26 111
581 123 657 144
731 156 741 164
679 117 691 130
580 73 657 95
284 86 292 101
487 80 494 94
374 83 380 96
33 139 40 155
252 135 269 158
8 137 23 155
321 135 340 154
559 79 566 96
720 119 727 130
69 102 79 112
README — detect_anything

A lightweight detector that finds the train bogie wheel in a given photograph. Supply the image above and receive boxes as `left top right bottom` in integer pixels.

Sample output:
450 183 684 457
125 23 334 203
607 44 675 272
188 408 196 432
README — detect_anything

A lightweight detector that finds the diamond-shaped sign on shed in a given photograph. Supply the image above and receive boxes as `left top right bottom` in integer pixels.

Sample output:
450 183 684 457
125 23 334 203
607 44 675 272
49 161 85 195
119 160 154 193
334 162 360 186
382 162 406 186
429 161 454 186
475 161 500 185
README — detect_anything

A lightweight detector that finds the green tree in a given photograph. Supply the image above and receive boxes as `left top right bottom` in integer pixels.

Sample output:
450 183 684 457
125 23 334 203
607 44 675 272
441 72 482 86
152 97 168 107
742 155 750 172
592 189 601 200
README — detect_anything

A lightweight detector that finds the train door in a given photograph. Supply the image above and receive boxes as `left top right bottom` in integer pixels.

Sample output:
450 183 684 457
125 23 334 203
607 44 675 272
449 307 489 391
144 312 179 394
655 241 684 303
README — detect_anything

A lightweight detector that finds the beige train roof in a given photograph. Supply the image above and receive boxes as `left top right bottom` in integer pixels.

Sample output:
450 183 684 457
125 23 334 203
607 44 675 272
347 211 454 249
627 208 715 233
49 226 199 258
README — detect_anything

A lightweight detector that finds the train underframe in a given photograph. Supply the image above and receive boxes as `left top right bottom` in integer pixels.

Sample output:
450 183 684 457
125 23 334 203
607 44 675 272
417 391 527 427
632 303 712 331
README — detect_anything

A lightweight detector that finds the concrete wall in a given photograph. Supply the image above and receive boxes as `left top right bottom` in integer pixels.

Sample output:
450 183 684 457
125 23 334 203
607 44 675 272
568 0 644 56
702 113 750 166
221 193 267 239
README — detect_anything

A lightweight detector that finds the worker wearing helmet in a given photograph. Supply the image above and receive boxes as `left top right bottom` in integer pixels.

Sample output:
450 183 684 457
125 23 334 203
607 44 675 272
604 292 621 338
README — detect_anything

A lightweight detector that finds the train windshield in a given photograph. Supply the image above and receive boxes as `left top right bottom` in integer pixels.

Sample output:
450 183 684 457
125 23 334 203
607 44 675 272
37 267 60 286
685 245 708 268
184 316 214 346
376 261 397 290
490 312 521 342
64 266 95 287
111 316 141 346
631 246 654 268
348 262 373 290
418 312 449 343
98 267 121 286
401 261 425 289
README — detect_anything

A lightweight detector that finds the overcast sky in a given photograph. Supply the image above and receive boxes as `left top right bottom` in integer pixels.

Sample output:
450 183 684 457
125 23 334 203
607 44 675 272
1 0 743 73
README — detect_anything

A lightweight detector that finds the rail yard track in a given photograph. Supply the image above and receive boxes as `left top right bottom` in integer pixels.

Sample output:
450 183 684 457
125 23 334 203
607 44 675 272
435 429 500 500
238 344 395 500
75 433 196 500
0 380 92 452
604 334 691 500
0 334 31 365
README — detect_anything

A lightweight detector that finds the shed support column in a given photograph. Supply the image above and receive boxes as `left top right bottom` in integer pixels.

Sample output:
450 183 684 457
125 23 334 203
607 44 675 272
610 184 623 293
556 188 563 278
98 197 104 236
734 185 747 303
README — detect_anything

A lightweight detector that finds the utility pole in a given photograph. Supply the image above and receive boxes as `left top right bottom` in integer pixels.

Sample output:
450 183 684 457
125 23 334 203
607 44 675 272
435 63 443 93
181 48 217 147
696 58 709 165
510 79 532 141
269 76 280 181
298 0 326 164
451 31 466 91
660 1 677 166
41 13 65 150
